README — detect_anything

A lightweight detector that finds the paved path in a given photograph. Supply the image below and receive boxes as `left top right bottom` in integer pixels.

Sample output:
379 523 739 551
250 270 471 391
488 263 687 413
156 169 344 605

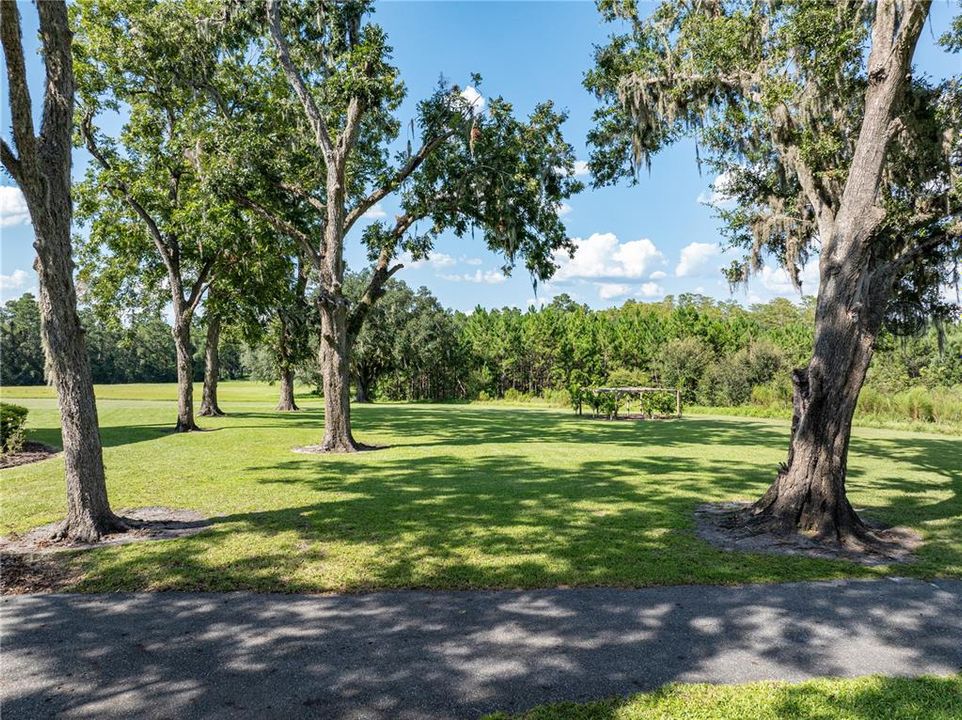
2 579 960 719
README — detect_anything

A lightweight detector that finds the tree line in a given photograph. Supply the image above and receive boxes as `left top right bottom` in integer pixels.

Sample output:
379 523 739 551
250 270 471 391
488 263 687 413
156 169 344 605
6 286 959 425
1 0 958 551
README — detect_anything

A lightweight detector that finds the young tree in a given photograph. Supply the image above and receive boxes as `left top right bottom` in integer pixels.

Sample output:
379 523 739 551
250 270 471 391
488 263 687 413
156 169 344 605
587 0 960 549
1 0 122 541
207 0 581 451
72 0 241 431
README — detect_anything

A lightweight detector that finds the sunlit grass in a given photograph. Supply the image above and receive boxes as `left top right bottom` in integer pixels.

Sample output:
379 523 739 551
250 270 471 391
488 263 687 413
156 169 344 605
1 381 959 592
485 675 962 720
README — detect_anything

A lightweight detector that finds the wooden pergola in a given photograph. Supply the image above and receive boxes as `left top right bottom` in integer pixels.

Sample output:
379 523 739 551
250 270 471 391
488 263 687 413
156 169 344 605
589 386 682 419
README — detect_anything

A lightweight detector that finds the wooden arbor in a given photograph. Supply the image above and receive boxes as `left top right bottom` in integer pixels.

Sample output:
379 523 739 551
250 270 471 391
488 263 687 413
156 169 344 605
589 386 682 419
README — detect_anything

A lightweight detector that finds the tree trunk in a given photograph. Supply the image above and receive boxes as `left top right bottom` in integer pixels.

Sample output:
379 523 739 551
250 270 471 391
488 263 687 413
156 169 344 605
35 210 125 542
172 317 199 432
739 0 929 551
319 300 359 452
355 372 370 403
745 263 889 547
277 366 299 411
1 0 123 542
199 315 224 417
275 314 299 411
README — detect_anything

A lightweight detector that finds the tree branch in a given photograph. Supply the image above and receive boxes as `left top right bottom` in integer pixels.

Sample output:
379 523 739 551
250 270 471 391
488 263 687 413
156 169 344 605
339 95 365 159
35 0 74 169
887 227 960 275
186 253 218 313
0 138 21 184
278 181 326 214
80 114 180 281
232 192 321 267
343 130 454 234
265 0 334 162
347 213 416 338
0 0 38 184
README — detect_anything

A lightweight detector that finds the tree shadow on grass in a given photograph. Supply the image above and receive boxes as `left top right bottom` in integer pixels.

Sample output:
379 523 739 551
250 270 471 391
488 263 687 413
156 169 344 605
65 449 864 595
349 405 792 452
25 423 173 451
45 403 960 595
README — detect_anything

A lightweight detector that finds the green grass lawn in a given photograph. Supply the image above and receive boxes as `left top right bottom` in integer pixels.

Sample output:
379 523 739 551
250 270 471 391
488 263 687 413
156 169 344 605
484 675 962 720
1 381 959 592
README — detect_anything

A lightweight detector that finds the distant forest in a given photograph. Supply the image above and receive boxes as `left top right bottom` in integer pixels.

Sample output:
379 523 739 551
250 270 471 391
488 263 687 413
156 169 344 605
3 283 960 424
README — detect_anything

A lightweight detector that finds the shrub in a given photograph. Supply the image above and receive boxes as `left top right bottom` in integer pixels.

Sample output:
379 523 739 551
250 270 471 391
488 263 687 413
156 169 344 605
639 390 678 417
541 387 571 407
503 387 525 403
656 337 714 403
606 367 651 387
897 386 935 422
0 403 28 454
856 386 889 417
476 390 492 402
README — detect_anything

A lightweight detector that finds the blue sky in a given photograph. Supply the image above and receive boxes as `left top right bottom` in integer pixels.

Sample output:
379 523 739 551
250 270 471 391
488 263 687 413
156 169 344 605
2 1 959 312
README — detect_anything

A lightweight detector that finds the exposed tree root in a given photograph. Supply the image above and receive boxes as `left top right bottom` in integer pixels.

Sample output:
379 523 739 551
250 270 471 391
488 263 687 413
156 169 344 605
49 511 129 544
293 439 386 454
198 406 225 417
4 507 210 554
695 501 921 565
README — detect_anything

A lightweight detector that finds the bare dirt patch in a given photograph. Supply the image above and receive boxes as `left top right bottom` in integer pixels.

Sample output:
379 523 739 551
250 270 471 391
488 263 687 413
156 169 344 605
0 552 82 594
0 442 60 469
293 443 388 454
695 501 922 566
0 506 211 556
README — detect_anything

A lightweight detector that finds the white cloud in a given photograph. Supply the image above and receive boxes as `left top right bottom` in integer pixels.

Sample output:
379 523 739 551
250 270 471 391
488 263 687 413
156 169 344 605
362 202 387 219
598 283 631 300
443 269 506 284
400 251 455 269
554 232 666 282
696 170 736 208
429 252 456 268
460 86 486 115
675 242 721 277
1 186 30 227
0 269 30 291
556 202 572 217
759 262 819 295
649 270 667 280
554 160 591 178
461 257 483 266
638 282 664 298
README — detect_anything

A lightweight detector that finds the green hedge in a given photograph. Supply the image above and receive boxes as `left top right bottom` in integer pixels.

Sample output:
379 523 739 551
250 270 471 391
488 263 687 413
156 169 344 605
0 402 28 454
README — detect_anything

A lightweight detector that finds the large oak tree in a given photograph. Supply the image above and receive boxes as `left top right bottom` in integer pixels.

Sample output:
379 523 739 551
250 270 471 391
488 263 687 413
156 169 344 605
205 0 582 451
587 0 960 550
1 0 122 541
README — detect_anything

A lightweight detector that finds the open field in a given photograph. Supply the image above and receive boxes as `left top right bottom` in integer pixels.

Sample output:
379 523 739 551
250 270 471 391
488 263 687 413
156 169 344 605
1 381 959 592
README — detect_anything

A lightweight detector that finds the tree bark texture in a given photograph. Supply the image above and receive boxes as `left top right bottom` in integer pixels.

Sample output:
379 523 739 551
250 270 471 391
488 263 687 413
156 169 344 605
1 0 122 541
172 317 199 432
319 300 358 451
